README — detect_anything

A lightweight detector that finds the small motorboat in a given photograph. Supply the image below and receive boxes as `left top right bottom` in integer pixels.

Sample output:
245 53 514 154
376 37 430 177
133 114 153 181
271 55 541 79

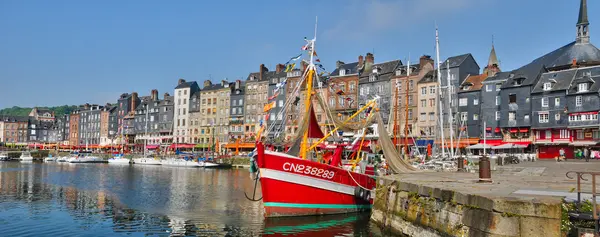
56 156 68 162
132 157 162 165
108 154 130 164
0 152 10 161
44 156 57 162
19 151 34 162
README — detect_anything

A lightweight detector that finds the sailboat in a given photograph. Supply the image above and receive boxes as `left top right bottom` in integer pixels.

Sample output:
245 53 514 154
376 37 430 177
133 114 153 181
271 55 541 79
108 122 130 164
250 19 418 218
132 103 162 165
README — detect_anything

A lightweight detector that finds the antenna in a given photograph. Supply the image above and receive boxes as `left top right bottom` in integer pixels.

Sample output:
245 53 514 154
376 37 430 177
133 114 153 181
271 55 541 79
314 16 318 41
492 34 494 46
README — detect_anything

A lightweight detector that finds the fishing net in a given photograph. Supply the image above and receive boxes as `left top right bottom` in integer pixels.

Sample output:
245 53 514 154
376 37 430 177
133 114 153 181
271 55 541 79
314 93 375 132
375 111 419 173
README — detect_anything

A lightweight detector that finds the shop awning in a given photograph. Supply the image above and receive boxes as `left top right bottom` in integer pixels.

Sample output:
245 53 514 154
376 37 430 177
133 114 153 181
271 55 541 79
519 128 529 132
169 143 196 149
224 142 255 149
486 127 492 131
510 128 518 133
494 127 501 132
415 140 434 147
512 141 531 146
570 141 597 146
146 145 160 149
480 139 504 146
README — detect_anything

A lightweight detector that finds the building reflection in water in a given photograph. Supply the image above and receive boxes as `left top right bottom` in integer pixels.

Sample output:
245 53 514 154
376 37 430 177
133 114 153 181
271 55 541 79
0 162 381 236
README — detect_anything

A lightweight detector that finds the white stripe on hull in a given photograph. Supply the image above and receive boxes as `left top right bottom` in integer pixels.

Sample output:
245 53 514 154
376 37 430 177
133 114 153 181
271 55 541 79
260 168 371 197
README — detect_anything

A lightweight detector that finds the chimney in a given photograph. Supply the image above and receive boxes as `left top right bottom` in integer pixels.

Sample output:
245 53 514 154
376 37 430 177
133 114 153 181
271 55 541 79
131 92 138 110
178 78 186 85
301 61 309 72
259 64 268 80
572 58 578 68
84 103 90 110
164 92 170 98
276 64 285 73
204 80 212 88
151 89 158 101
365 53 374 72
222 79 228 87
235 80 241 89
358 55 364 67
420 55 434 68
336 61 345 69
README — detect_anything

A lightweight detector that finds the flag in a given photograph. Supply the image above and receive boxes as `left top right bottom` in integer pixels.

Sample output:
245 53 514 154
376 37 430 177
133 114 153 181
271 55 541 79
265 113 270 121
313 51 318 57
316 59 320 62
290 54 302 61
263 101 276 112
301 44 309 50
268 92 279 101
345 97 352 101
285 63 296 72
336 90 345 95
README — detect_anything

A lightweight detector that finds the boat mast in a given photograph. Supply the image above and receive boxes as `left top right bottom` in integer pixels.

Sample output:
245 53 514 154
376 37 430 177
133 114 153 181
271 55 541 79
393 75 400 152
300 17 318 160
404 59 410 156
435 27 446 158
446 60 455 157
144 103 148 157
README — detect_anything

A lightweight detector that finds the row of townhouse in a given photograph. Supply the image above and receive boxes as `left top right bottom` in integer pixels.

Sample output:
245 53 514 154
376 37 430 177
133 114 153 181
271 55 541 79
456 0 600 158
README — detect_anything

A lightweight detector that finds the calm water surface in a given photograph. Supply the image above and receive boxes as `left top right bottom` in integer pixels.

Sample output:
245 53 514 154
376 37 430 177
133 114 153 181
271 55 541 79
0 162 388 236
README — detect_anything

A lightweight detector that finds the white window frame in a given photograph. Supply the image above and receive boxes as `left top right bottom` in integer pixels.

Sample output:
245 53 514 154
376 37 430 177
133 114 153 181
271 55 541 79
495 111 500 121
543 82 551 91
473 114 479 121
576 96 583 107
541 97 549 107
496 96 500 106
578 83 588 92
421 87 427 95
459 98 468 107
555 98 560 107
486 85 492 92
538 112 549 123
339 69 346 76
473 98 479 105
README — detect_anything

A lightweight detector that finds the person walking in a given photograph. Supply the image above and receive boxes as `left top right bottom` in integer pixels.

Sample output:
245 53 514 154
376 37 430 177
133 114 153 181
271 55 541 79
584 147 590 162
558 148 565 162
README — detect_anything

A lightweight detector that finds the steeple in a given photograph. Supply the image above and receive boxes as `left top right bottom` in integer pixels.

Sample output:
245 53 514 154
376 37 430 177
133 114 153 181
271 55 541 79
576 0 590 44
484 38 500 77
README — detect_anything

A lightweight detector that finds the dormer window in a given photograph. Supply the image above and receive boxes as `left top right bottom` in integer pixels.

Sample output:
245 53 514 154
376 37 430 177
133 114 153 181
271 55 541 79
578 83 589 92
372 67 381 74
512 78 524 86
369 74 376 82
250 76 256 81
462 85 471 91
339 69 346 76
395 69 402 76
543 82 552 91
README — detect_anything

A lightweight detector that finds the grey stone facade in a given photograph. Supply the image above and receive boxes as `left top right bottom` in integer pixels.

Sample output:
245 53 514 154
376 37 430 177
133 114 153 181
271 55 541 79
358 60 401 126
480 72 510 140
440 54 480 129
230 80 245 140
266 69 287 141
77 104 104 146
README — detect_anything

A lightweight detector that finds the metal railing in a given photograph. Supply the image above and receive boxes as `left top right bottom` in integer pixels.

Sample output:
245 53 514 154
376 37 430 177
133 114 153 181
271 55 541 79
566 171 600 236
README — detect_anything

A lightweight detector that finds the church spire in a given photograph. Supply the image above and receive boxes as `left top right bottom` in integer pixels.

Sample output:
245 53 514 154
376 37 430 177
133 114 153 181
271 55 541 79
576 0 590 44
484 37 500 77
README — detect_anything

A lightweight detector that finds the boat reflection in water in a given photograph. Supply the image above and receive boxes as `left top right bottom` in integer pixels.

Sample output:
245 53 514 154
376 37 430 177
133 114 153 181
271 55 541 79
262 213 376 236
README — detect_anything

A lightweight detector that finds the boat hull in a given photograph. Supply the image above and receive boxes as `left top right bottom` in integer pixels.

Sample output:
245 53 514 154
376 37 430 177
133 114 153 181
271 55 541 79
162 159 201 167
108 158 130 164
68 158 105 163
44 157 56 162
132 158 162 165
256 144 376 218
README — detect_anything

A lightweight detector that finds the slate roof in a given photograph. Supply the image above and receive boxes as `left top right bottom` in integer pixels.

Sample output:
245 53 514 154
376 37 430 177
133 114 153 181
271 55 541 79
503 41 600 89
358 60 402 84
417 71 437 84
0 115 28 122
482 71 512 83
330 62 361 76
175 81 198 89
442 54 473 68
266 71 287 85
568 65 600 94
531 68 578 93
246 72 269 82
202 83 225 91
231 81 246 95
458 74 487 92
35 108 53 115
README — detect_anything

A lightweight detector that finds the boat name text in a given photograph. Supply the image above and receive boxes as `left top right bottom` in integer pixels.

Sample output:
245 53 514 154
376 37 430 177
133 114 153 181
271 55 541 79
282 162 335 179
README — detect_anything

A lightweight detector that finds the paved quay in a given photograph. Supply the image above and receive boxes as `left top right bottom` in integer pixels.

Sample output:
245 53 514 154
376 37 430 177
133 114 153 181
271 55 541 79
372 160 600 237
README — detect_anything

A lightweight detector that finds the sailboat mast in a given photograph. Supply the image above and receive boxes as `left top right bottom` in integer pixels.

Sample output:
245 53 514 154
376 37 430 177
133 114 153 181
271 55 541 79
393 78 400 152
144 103 148 157
446 60 455 157
404 59 410 156
435 27 446 158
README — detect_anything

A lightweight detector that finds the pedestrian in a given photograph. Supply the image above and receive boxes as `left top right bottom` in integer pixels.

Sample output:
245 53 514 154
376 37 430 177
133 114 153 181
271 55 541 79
584 147 590 162
558 148 565 162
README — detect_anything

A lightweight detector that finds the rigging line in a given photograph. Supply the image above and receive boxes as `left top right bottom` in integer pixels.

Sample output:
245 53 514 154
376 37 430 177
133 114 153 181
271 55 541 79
263 65 310 137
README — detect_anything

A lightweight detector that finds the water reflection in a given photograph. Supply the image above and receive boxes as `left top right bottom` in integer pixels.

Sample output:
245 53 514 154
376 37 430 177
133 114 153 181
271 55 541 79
0 162 386 236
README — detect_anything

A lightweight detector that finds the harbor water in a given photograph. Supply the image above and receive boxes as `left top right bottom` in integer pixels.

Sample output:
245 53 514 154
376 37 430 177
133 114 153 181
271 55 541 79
0 162 387 236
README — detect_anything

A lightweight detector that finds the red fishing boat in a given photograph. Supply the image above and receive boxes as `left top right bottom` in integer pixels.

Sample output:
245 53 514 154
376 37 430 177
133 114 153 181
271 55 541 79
247 18 417 218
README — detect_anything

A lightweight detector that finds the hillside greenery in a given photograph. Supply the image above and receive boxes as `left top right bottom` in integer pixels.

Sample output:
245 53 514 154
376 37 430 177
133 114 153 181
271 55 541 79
0 105 79 117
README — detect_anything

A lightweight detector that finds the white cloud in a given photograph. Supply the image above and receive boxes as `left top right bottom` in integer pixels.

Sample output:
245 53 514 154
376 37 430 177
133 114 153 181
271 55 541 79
323 0 474 41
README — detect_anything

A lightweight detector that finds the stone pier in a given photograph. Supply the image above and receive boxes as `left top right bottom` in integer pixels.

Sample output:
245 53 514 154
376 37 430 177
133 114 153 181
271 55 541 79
371 160 600 237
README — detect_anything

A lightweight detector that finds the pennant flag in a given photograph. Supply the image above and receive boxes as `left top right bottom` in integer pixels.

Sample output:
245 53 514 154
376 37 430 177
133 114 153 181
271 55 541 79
316 59 321 62
290 54 302 61
263 101 276 112
319 71 325 76
293 96 301 106
345 97 353 101
256 125 265 142
268 92 279 101
265 113 270 121
313 51 318 57
336 90 345 95
301 44 309 51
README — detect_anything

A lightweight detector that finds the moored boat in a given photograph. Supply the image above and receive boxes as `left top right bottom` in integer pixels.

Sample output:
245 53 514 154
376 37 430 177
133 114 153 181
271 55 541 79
44 156 56 162
19 151 34 162
68 151 105 163
56 156 68 162
0 152 10 161
161 157 201 167
132 157 162 165
108 154 130 164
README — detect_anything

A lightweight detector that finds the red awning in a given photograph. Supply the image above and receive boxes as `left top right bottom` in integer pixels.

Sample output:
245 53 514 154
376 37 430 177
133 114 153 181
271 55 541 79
146 145 159 149
519 128 529 132
510 128 518 133
494 127 501 132
486 127 492 131
512 141 531 146
481 139 504 146
169 143 196 149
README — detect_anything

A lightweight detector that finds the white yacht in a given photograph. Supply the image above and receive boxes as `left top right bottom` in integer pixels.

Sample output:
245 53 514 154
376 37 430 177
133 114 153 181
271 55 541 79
132 157 162 165
56 156 68 162
68 151 104 163
199 161 219 168
161 157 202 167
108 154 130 164
19 151 34 162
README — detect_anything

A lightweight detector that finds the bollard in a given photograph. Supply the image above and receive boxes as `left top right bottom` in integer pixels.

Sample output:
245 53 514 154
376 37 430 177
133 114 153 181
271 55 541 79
478 156 492 183
457 156 465 172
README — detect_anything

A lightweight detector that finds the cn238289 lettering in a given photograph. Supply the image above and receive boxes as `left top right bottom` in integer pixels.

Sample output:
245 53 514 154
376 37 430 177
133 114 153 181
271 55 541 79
282 162 335 179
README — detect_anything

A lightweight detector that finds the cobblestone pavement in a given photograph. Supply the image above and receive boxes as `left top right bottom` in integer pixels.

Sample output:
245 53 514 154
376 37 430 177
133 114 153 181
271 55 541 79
385 159 600 202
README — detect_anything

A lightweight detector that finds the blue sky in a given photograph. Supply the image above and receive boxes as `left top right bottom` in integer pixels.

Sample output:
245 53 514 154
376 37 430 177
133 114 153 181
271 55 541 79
0 0 598 108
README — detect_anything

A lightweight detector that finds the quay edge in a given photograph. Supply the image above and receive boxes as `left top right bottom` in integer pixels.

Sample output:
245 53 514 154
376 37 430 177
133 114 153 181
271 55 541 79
371 175 563 237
